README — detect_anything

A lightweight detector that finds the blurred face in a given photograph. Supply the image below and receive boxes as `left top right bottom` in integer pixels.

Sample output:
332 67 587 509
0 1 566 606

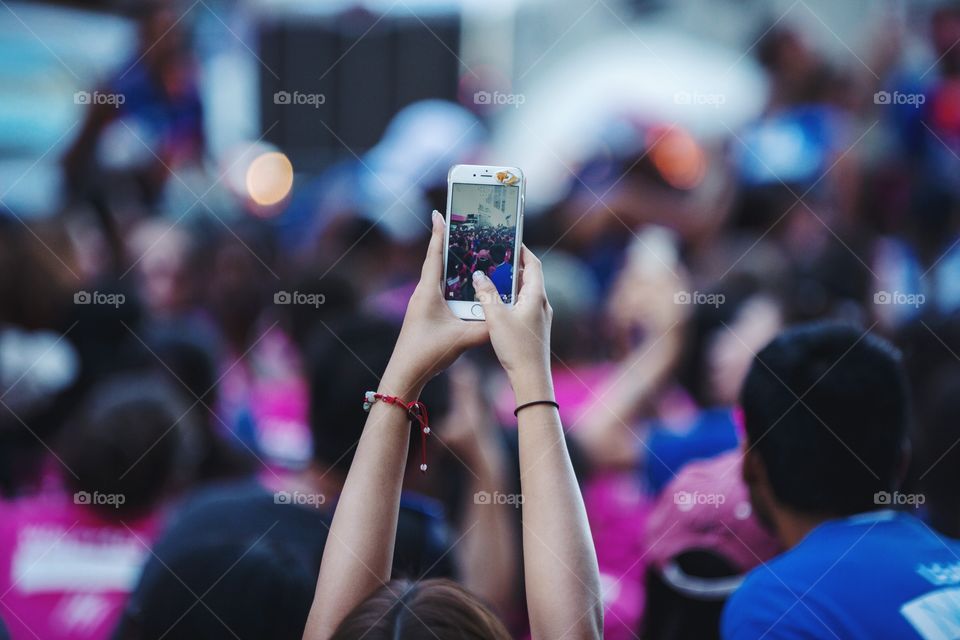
933 10 960 62
209 242 269 347
141 8 185 65
768 30 818 89
130 223 193 317
706 296 783 406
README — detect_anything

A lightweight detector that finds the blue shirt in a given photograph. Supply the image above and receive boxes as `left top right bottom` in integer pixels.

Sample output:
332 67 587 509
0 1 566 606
490 262 513 299
645 407 739 493
722 511 960 640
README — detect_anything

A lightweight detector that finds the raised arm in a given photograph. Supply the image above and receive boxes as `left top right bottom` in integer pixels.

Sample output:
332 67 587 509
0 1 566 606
574 235 687 470
441 361 517 615
474 248 603 639
303 211 487 639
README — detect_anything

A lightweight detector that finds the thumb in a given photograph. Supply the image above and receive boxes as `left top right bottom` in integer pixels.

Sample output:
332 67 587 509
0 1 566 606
418 210 445 288
473 270 503 314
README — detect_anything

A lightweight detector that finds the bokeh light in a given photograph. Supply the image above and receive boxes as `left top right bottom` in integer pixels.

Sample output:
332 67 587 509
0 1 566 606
245 151 294 207
648 126 707 190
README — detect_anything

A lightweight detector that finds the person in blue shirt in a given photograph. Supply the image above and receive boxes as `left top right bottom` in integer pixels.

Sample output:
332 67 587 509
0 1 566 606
488 244 513 301
723 323 960 640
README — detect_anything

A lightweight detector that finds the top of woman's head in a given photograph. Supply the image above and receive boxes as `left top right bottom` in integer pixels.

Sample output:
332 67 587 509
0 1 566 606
330 579 511 640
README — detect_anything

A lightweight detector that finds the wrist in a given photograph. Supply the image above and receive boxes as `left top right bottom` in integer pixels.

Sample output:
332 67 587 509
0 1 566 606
379 361 426 401
510 366 555 406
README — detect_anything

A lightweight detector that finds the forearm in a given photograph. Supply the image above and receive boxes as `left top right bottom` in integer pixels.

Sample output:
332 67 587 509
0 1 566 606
458 432 517 614
303 371 422 639
515 373 603 639
576 327 680 470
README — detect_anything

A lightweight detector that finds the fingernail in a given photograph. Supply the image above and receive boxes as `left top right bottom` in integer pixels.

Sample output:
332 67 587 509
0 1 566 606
472 270 485 282
432 210 442 228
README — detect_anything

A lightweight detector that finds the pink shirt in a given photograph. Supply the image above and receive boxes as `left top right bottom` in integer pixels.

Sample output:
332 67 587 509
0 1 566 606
0 493 161 640
217 325 312 470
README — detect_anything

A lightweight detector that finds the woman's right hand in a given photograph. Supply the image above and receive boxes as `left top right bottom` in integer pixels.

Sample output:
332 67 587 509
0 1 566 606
477 250 603 640
472 245 555 405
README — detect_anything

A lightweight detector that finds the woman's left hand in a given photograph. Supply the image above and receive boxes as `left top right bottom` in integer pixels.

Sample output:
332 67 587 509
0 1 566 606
381 211 489 397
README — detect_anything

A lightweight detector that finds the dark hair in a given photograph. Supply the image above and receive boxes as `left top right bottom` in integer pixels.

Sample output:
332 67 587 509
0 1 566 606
447 245 467 278
914 367 960 537
306 314 449 474
114 539 314 640
283 267 359 349
59 374 197 517
148 330 254 482
740 323 909 516
489 244 506 264
207 219 279 350
330 579 511 640
642 550 740 640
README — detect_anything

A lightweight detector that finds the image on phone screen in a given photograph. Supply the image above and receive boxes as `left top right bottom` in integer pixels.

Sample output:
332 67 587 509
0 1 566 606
445 183 520 304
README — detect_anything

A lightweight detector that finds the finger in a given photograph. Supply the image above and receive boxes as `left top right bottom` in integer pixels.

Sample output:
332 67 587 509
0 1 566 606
419 210 446 289
472 270 504 315
517 244 546 303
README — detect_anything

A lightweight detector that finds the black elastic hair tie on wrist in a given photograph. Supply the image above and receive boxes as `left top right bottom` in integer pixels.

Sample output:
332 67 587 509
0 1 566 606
514 400 560 417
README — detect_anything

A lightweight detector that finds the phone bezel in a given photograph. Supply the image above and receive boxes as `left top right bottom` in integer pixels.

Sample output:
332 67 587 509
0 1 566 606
443 164 525 321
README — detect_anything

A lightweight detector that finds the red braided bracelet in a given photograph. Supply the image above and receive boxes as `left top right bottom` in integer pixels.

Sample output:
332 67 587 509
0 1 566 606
362 391 431 472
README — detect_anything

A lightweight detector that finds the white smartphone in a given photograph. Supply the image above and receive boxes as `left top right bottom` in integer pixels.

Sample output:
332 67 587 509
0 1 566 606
443 164 525 320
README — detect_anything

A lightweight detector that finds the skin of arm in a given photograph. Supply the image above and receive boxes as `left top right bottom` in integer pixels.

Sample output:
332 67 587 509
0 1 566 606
474 250 604 639
303 212 487 639
574 324 683 470
454 428 517 614
442 363 517 615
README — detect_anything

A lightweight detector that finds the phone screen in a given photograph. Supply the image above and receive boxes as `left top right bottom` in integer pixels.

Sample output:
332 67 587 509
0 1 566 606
445 182 520 304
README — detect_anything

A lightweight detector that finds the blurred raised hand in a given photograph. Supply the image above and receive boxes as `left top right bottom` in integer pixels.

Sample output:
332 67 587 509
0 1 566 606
606 226 690 356
577 227 689 470
438 360 517 616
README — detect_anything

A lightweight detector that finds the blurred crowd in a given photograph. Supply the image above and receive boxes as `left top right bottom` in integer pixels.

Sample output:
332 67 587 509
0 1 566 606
6 1 960 639
446 225 516 301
